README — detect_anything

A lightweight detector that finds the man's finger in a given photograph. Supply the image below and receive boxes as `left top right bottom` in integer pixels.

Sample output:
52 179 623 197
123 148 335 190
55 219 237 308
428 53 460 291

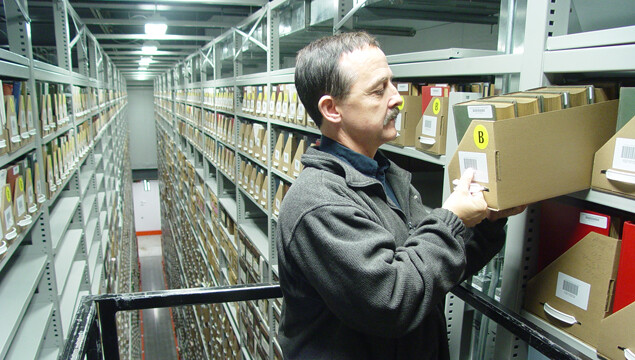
456 168 475 192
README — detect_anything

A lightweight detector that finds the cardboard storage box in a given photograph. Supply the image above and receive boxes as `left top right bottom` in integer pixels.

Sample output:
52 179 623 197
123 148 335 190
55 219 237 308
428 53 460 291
415 96 448 155
591 115 635 199
448 100 618 210
523 232 620 348
388 95 422 147
598 295 635 360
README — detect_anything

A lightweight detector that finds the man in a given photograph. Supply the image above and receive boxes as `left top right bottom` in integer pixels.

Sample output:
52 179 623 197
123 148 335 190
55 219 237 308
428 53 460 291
275 32 525 359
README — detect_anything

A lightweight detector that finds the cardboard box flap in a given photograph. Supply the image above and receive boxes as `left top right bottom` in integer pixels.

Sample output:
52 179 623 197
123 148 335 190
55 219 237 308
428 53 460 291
449 100 618 210
524 232 621 347
598 299 635 360
453 100 516 142
591 115 635 199
415 96 448 155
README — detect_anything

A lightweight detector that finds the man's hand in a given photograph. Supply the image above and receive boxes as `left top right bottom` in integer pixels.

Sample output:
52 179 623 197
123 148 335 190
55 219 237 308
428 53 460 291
443 169 488 227
486 205 527 222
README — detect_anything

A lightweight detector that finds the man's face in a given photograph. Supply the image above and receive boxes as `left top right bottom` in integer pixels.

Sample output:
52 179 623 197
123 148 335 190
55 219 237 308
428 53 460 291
335 45 402 156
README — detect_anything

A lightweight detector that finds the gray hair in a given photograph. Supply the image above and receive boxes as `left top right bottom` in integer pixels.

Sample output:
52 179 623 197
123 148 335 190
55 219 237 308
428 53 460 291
294 32 380 128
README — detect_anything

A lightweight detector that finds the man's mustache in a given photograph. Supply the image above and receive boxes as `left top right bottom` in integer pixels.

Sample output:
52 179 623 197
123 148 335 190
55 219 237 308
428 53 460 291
384 107 400 126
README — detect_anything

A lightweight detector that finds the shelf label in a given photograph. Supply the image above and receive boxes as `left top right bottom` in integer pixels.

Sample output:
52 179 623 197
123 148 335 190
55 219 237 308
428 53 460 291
579 212 608 229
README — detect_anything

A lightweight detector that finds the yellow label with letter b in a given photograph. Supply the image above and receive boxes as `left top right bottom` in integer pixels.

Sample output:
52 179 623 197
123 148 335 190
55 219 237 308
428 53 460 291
432 98 441 115
473 125 489 149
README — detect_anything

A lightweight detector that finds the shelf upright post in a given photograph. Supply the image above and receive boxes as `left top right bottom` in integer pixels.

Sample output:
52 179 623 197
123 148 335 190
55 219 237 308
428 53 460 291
334 0 354 34
493 2 572 359
53 0 71 71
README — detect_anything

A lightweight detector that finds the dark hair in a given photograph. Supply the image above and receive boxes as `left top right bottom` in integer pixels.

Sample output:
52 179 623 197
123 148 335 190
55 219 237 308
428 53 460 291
294 32 380 128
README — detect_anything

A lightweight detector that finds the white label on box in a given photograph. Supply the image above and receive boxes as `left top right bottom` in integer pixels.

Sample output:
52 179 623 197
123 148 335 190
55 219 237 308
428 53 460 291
397 83 408 92
555 272 591 310
612 137 635 172
421 115 437 137
4 207 14 229
467 105 493 119
294 159 301 171
430 87 443 97
579 212 608 229
16 194 25 216
458 151 489 183
394 113 402 131
283 153 289 163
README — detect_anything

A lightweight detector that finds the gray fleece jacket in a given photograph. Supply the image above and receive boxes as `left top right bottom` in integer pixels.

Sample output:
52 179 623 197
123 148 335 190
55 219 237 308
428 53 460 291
275 146 506 360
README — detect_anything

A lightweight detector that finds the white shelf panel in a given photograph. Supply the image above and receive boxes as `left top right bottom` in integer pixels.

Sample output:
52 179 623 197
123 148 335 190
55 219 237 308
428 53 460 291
568 189 635 213
38 347 59 360
91 262 103 295
239 219 269 263
219 196 238 223
82 193 97 225
97 192 106 211
50 196 80 251
386 48 501 64
86 217 98 246
55 228 84 296
390 53 522 78
88 237 100 279
99 210 108 231
60 260 86 339
5 301 54 360
544 43 635 73
95 173 105 190
546 25 635 51
79 171 93 196
0 246 47 359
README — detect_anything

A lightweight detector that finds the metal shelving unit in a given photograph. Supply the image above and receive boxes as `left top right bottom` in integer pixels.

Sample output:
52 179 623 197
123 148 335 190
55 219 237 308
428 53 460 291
153 1 635 360
0 0 133 357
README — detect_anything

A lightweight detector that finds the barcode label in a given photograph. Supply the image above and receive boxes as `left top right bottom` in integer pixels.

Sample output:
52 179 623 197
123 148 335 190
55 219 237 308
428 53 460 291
397 83 408 92
579 212 608 229
421 115 437 137
612 138 635 172
283 153 289 163
458 151 489 183
294 159 301 171
430 87 443 97
555 272 590 310
467 105 493 119
562 280 579 296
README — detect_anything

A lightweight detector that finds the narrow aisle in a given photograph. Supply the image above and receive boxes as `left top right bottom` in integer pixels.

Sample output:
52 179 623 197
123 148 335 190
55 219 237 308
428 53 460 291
138 235 178 360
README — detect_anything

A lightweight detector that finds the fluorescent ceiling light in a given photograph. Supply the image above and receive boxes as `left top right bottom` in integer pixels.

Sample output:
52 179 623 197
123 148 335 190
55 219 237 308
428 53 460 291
141 41 159 53
145 14 168 36
139 57 152 65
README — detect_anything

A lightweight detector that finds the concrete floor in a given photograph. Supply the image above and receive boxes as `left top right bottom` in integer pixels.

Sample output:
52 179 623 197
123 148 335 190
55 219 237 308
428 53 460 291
138 235 178 360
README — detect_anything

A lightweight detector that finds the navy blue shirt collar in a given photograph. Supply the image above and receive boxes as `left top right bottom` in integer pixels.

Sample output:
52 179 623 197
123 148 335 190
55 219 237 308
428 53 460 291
318 135 391 182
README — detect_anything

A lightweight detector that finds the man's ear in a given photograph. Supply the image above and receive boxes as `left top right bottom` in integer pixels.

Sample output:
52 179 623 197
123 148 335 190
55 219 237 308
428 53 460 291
318 95 341 125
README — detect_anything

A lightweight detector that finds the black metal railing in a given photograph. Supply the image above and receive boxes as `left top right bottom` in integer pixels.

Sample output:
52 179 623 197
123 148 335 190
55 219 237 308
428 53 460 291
61 283 590 360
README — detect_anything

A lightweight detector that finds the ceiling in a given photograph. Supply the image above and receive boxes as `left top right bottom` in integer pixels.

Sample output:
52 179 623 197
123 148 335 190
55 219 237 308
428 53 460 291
1 0 266 83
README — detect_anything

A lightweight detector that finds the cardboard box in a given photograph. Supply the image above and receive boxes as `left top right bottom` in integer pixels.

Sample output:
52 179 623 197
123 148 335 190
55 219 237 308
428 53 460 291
591 115 635 199
485 96 541 117
272 182 288 217
453 99 516 143
280 134 297 173
0 169 17 243
259 128 268 163
280 86 290 121
502 92 564 112
388 95 422 147
598 300 635 360
289 139 306 178
527 85 593 108
415 96 447 155
421 85 450 111
448 100 618 210
523 232 621 348
395 82 419 96
260 175 268 209
253 170 265 202
295 101 306 126
272 133 284 169
287 85 298 123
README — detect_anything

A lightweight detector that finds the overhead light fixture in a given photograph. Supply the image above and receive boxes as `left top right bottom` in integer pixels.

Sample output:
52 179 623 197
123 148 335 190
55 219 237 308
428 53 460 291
139 57 152 66
141 41 159 53
145 13 167 36
138 66 148 71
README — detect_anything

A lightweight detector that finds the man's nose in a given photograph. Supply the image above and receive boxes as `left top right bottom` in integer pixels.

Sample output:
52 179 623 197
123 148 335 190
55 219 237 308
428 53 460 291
388 84 403 108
